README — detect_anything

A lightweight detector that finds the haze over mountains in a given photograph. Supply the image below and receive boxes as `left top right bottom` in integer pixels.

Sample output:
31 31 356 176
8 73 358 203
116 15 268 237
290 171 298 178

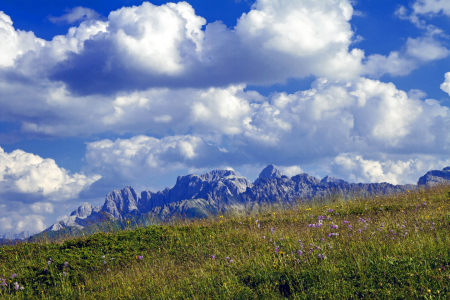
39 164 450 234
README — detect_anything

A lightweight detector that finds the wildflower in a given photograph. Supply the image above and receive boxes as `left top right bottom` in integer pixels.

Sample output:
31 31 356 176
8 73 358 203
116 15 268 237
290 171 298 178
275 246 279 253
262 236 266 239
229 260 234 263
358 229 362 233
14 282 19 290
330 225 338 229
138 256 143 260
11 273 17 279
297 250 303 256
103 261 107 264
20 286 24 290
210 255 215 261
328 209 333 213
270 227 275 234
62 272 67 276
343 220 349 224
317 254 326 260
224 257 229 260
64 262 69 267
44 268 47 272
321 238 325 242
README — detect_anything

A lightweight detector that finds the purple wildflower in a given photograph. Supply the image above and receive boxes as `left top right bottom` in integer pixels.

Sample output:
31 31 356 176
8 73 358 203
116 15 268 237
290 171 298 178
14 282 19 290
328 209 333 213
262 236 266 239
11 273 17 279
321 238 325 242
62 272 67 276
343 220 349 224
210 255 215 261
297 250 303 256
224 257 229 260
47 261 51 265
358 229 362 233
64 262 69 267
275 246 279 253
103 261 107 264
138 256 143 260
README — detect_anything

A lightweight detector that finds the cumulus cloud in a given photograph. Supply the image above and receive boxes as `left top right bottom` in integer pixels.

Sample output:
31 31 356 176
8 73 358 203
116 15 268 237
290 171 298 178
0 147 101 200
441 72 450 95
0 0 366 96
411 0 450 17
363 3 450 78
330 153 450 184
48 7 101 24
0 147 102 235
0 12 45 67
30 202 54 214
77 77 450 188
84 135 228 181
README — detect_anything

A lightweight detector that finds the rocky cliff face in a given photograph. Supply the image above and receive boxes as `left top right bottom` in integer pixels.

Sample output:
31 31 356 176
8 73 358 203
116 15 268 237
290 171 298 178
418 167 450 186
43 165 450 233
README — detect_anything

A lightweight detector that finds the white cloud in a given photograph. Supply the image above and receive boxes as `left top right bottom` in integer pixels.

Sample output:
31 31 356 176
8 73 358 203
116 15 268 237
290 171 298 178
0 147 101 200
0 12 45 67
85 135 226 180
411 0 450 17
15 215 46 233
441 72 450 95
0 217 13 231
48 7 101 24
364 3 450 78
279 165 304 177
0 0 367 98
406 35 450 61
30 202 54 214
77 77 450 188
331 153 450 184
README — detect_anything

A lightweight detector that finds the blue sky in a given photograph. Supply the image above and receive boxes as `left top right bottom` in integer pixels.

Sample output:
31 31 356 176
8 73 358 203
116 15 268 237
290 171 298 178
1 0 450 235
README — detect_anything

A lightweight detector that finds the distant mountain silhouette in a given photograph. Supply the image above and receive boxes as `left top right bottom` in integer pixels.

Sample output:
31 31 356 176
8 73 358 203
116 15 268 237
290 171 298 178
42 165 449 234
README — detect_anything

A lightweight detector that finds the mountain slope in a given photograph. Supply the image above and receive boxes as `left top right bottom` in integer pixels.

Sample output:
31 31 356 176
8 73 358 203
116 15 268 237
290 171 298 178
42 165 449 233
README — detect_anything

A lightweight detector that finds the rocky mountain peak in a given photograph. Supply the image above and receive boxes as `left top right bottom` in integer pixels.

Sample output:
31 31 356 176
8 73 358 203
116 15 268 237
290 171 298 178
417 167 450 186
200 169 237 182
321 176 347 184
70 202 101 219
255 165 283 184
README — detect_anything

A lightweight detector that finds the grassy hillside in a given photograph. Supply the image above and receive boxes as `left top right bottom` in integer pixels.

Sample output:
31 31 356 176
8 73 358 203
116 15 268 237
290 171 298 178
1 184 450 299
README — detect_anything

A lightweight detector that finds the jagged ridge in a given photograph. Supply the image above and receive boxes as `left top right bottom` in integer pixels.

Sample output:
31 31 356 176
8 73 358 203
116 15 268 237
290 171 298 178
44 165 450 233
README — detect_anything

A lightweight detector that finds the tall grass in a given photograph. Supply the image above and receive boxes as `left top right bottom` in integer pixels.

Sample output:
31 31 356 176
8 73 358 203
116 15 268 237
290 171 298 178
1 184 450 299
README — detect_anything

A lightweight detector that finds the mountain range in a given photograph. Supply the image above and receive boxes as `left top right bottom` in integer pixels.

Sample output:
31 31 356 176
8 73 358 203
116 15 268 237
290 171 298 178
40 164 450 234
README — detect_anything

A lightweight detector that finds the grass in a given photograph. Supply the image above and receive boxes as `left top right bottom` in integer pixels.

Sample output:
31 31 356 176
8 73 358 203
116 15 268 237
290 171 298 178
1 184 450 299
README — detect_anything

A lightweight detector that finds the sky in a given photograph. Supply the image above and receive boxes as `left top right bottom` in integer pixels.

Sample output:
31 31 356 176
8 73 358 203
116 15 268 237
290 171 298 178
1 0 450 236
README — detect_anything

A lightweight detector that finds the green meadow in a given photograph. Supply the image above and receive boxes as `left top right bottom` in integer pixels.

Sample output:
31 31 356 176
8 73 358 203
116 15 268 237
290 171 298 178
1 184 450 299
